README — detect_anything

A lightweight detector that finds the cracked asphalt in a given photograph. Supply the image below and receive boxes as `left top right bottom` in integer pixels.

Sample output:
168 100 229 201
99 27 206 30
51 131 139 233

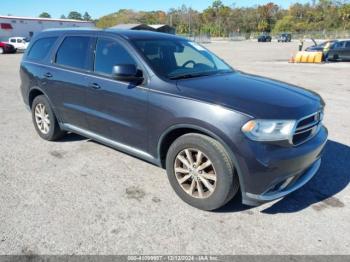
0 41 349 255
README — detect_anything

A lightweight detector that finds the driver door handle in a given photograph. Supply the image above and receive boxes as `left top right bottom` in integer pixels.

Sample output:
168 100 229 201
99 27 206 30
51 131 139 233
89 83 101 90
44 72 52 78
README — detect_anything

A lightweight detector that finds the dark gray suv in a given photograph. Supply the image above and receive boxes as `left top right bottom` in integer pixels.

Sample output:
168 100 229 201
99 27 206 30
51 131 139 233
20 29 328 210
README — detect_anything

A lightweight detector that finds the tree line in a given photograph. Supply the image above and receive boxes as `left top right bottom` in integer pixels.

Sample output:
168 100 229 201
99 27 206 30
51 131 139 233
38 11 93 21
38 0 350 36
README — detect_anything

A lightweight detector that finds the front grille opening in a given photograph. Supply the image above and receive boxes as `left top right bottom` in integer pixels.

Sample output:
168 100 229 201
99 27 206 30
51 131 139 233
267 175 297 193
270 180 287 192
293 130 313 144
292 112 321 145
297 114 317 128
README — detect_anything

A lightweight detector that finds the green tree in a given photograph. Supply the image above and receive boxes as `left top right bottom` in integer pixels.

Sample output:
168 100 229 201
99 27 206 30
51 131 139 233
39 12 51 18
94 0 350 36
340 4 350 30
83 12 92 21
60 15 66 19
273 15 294 32
68 11 82 20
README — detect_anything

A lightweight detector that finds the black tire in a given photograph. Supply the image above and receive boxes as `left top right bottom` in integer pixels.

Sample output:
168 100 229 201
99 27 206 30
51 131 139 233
31 95 65 141
166 133 239 211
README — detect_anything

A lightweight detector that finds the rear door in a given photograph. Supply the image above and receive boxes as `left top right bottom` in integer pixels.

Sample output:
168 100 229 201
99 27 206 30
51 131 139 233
83 36 149 152
48 34 95 129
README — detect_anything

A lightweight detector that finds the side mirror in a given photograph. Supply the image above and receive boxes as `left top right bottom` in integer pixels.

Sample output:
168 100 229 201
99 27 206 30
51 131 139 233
112 64 143 83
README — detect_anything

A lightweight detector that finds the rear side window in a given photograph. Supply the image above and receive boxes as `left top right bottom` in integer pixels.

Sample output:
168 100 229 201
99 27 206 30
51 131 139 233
55 36 92 70
345 41 350 48
94 38 136 75
27 37 57 60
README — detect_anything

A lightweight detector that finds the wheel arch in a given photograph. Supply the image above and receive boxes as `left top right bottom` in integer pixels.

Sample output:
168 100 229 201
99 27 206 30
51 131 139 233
28 87 63 123
157 124 246 194
28 87 44 109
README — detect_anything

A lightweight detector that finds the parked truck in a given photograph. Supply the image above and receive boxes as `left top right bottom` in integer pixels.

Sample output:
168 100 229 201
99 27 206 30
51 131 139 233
6 37 29 51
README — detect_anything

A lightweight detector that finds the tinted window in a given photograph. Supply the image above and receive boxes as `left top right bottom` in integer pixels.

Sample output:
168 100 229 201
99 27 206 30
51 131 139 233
174 45 215 69
56 36 91 70
134 39 232 79
94 38 136 75
27 37 58 60
10 39 16 43
345 41 350 48
333 41 345 49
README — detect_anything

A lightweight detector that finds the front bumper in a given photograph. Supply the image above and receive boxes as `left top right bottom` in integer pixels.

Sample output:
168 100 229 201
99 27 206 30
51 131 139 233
243 159 321 206
237 126 328 206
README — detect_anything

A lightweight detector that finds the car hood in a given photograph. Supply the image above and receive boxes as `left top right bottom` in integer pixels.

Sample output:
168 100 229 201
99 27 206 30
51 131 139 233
176 72 324 119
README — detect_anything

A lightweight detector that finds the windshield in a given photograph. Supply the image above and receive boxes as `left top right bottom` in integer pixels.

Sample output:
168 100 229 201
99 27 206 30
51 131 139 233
318 40 335 47
133 39 233 79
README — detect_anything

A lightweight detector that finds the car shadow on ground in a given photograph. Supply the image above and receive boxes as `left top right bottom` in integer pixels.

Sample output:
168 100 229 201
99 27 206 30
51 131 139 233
57 132 87 142
217 140 350 214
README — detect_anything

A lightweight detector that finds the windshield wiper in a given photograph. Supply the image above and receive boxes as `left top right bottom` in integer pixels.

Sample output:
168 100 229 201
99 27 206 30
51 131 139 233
169 70 234 80
169 72 215 80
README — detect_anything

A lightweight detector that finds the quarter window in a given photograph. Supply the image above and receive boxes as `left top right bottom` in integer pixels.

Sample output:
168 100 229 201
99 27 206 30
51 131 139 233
56 36 92 70
94 38 136 75
27 37 58 60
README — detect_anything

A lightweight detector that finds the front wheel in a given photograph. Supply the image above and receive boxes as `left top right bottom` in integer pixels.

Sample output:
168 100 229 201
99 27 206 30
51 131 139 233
166 133 239 211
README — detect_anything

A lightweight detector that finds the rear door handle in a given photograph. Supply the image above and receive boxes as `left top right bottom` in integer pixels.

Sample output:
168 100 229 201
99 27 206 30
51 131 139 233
89 83 101 90
44 72 52 78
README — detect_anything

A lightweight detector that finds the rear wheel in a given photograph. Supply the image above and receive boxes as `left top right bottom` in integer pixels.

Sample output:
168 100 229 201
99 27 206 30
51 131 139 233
0 47 4 54
31 95 65 141
166 133 239 211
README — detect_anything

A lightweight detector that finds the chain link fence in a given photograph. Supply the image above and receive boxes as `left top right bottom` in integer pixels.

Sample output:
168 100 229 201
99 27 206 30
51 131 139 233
185 34 212 43
228 30 350 41
181 30 350 43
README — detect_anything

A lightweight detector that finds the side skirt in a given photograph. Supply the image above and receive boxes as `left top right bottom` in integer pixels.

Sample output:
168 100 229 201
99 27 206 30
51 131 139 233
61 123 160 166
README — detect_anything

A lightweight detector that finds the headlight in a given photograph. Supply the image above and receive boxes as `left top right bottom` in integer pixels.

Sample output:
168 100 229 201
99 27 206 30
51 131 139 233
241 119 296 142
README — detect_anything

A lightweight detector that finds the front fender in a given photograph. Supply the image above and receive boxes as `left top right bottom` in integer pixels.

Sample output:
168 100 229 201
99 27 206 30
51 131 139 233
154 117 250 197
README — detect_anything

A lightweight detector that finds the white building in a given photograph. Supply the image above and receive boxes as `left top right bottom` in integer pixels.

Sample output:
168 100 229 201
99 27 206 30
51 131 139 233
0 15 95 41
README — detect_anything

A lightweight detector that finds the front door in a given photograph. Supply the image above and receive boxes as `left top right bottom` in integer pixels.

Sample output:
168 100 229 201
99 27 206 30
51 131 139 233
84 37 149 153
343 41 350 61
331 41 345 60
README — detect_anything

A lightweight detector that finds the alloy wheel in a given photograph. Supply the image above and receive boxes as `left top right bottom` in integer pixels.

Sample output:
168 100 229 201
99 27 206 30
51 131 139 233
174 148 217 199
34 103 50 134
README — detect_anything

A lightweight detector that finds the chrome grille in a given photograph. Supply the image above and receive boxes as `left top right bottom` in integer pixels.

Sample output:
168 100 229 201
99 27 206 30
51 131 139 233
292 111 323 145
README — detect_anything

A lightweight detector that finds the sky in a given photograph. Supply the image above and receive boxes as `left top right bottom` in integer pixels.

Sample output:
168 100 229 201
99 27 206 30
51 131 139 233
1 0 311 19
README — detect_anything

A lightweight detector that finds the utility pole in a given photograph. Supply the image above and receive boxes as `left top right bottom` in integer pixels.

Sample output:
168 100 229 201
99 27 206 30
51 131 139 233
188 9 191 36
